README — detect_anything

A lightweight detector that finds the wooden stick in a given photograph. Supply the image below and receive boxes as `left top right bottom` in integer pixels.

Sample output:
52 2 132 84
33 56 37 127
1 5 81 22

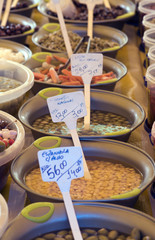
87 6 93 40
54 1 73 58
84 83 91 130
70 128 91 179
11 0 19 8
103 0 111 9
62 192 83 240
1 0 12 27
0 0 5 21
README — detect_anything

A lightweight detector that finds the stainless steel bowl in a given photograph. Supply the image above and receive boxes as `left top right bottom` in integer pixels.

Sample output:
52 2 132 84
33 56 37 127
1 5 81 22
25 52 127 93
2 202 155 240
10 137 155 206
8 0 39 17
38 0 136 29
32 23 128 58
0 14 36 43
18 88 145 141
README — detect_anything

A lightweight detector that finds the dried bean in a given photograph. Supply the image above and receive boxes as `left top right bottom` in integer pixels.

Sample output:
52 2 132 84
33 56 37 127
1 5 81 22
26 160 141 200
32 110 131 137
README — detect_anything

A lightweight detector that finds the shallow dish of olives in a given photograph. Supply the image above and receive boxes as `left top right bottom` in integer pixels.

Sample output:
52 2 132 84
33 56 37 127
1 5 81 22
2 201 155 240
3 0 39 17
25 52 127 93
32 23 128 58
0 14 36 43
18 88 145 142
10 136 155 206
38 0 136 30
0 110 25 192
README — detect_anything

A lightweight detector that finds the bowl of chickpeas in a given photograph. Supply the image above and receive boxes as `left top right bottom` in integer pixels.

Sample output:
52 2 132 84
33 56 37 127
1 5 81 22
10 136 155 207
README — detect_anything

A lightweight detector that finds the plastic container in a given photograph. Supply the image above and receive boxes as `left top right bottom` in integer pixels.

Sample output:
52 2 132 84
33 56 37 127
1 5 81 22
0 194 8 238
143 28 155 68
145 63 155 128
2 202 155 240
142 12 155 31
148 45 155 66
138 0 155 36
0 111 25 191
0 59 34 115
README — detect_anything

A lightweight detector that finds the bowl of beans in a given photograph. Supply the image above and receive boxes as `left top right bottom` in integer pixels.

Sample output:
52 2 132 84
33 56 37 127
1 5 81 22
18 87 145 142
0 13 36 44
0 110 25 192
0 59 34 115
0 39 32 64
2 201 155 240
38 0 136 30
10 136 155 206
32 23 128 58
25 52 127 93
2 0 39 17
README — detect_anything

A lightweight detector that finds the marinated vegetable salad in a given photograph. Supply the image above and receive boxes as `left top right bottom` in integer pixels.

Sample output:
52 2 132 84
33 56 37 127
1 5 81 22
33 55 117 86
0 119 17 152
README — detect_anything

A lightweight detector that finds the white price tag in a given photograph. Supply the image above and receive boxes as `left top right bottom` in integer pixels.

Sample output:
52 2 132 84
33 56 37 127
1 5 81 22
38 146 84 191
47 91 87 129
71 53 103 83
38 146 84 240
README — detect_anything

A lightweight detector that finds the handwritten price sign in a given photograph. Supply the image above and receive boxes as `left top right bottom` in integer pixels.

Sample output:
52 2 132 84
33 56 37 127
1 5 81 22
47 91 87 129
71 53 103 82
38 146 84 192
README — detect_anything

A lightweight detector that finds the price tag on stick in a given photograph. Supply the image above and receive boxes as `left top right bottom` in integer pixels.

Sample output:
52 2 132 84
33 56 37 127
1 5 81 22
38 146 84 240
79 0 103 39
51 0 73 58
71 53 103 130
0 0 5 21
47 91 91 179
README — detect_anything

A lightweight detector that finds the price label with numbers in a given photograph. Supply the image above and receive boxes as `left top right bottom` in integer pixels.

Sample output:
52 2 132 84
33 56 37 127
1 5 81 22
71 53 103 83
38 146 84 192
47 91 87 129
